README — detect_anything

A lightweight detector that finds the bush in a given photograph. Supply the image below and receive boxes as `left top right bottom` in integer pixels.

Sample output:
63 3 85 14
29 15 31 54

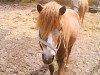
89 0 99 6
0 0 98 6
37 0 70 5
0 0 15 2
21 0 31 3
0 0 35 2
37 0 98 6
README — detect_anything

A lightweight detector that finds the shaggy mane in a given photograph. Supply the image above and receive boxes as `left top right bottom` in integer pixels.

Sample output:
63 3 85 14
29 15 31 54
37 1 62 39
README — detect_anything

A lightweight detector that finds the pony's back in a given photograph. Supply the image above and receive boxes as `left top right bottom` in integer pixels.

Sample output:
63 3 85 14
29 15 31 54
79 0 88 22
71 0 88 23
60 9 80 44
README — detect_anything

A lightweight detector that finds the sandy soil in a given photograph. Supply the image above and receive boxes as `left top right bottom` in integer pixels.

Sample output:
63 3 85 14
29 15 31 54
0 3 100 75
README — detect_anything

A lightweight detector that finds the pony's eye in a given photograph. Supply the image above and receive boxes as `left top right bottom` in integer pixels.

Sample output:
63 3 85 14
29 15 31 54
39 43 47 50
42 44 47 48
52 55 54 60
39 43 43 50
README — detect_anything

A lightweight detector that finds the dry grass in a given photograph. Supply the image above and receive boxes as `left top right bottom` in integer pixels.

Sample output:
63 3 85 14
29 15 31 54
0 3 99 75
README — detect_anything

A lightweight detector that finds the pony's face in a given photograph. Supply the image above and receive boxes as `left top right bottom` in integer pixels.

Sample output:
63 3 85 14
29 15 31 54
39 33 56 64
37 4 66 65
39 31 61 65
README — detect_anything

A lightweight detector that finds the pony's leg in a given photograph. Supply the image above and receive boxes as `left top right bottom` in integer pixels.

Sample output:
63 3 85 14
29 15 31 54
57 59 65 75
56 40 68 75
81 14 84 23
49 64 54 75
68 46 72 57
57 50 67 75
82 10 86 23
66 46 73 63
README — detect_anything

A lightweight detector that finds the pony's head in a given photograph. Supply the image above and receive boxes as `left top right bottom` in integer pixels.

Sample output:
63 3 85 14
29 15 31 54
37 1 66 65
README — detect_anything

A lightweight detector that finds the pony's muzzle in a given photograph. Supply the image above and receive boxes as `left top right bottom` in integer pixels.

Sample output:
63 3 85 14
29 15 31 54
42 53 54 64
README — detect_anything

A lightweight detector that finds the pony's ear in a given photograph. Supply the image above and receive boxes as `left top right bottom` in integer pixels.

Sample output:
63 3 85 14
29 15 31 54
59 6 66 15
37 4 43 13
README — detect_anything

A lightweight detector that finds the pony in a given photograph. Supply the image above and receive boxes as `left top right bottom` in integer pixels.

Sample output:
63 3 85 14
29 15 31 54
36 1 80 75
71 0 88 23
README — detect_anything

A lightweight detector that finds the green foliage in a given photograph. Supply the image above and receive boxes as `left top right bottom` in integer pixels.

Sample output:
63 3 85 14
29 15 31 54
21 0 31 3
0 0 98 6
37 0 70 5
0 0 35 2
0 0 15 2
37 0 98 6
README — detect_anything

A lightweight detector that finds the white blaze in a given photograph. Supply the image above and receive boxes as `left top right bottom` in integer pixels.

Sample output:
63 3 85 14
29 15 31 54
47 33 56 55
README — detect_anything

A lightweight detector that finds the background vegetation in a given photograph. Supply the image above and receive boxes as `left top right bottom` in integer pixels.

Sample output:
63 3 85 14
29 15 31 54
0 0 99 6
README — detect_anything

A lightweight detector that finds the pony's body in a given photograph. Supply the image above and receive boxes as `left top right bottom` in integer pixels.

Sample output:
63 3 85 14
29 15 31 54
60 9 80 48
71 0 88 23
37 1 80 75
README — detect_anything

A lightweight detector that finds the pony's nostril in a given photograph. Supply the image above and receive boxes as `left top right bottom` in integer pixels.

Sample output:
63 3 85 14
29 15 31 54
42 54 44 59
52 55 54 61
42 54 54 64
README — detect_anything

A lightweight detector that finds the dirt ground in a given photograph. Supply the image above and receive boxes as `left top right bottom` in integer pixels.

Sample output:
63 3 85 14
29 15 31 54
0 3 100 75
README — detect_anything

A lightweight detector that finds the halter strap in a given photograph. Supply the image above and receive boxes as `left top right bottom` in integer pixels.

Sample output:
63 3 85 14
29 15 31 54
39 38 58 54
